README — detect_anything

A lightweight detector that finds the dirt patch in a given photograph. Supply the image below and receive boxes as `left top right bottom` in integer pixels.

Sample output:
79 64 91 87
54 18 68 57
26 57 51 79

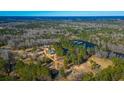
88 55 113 69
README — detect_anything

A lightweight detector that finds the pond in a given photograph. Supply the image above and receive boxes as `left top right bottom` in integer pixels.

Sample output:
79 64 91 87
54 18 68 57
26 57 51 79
108 51 124 59
72 40 96 49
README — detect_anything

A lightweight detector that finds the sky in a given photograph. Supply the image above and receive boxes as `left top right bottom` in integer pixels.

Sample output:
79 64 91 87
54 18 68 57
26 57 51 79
0 11 124 16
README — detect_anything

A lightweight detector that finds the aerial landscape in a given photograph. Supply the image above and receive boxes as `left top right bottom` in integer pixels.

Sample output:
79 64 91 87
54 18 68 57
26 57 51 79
0 12 124 81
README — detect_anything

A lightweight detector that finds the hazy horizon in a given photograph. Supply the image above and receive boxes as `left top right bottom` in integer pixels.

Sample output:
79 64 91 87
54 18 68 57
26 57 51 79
0 11 124 16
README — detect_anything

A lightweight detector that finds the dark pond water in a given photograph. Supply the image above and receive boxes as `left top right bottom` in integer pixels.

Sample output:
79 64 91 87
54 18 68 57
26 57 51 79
107 51 124 59
62 40 96 54
72 40 96 49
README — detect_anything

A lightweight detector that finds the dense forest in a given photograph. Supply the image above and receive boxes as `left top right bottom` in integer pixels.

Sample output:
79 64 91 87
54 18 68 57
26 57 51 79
0 17 124 81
